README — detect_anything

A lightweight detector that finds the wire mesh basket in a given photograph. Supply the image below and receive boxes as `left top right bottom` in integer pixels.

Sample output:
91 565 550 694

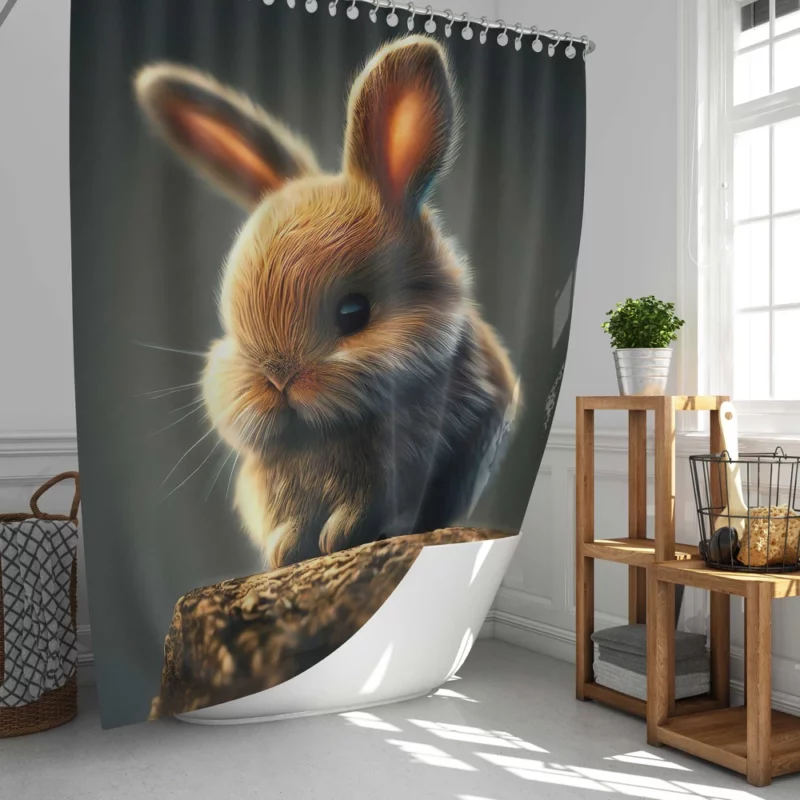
689 448 800 573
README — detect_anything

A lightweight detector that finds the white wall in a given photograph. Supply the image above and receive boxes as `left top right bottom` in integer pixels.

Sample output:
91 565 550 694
0 0 75 432
0 0 90 663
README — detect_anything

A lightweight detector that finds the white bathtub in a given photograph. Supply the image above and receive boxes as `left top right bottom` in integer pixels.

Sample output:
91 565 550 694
177 532 519 725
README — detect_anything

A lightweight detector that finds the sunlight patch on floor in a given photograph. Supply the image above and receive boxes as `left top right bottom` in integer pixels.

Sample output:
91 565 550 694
606 751 692 772
409 719 548 752
431 687 479 702
385 739 477 771
339 711 401 732
332 659 766 800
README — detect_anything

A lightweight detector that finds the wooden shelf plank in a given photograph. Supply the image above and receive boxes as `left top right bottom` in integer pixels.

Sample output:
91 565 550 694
658 708 748 775
584 538 699 567
583 682 724 720
655 560 800 599
672 395 729 412
579 395 726 412
657 707 800 779
583 681 646 717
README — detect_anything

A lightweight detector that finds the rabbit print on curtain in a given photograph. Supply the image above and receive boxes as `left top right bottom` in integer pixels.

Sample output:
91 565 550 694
135 39 520 569
70 0 586 727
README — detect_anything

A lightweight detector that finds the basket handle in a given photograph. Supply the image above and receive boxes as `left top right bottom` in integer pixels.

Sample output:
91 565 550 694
30 472 81 522
0 472 81 524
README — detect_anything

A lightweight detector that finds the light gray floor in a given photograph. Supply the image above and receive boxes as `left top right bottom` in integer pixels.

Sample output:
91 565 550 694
2 641 799 800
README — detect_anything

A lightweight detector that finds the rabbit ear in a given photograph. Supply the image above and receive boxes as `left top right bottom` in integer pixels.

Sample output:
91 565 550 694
135 64 320 209
343 37 457 211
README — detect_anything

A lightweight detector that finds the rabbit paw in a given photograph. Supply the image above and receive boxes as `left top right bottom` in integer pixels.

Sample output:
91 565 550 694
319 504 366 556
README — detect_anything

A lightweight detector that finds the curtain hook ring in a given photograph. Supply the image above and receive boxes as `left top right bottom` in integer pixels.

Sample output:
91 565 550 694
369 0 380 22
407 1 416 31
444 9 454 37
479 16 490 44
532 25 543 52
461 12 473 40
547 29 560 57
425 5 436 32
564 33 577 59
304 0 318 11
497 20 509 46
514 23 523 51
386 0 399 26
286 0 296 8
581 34 590 60
328 0 339 16
347 0 359 18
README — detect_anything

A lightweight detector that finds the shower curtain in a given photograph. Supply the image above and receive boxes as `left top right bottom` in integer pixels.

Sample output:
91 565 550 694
70 0 586 728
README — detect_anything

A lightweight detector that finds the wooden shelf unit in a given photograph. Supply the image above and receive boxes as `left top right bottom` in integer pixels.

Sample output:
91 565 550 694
649 560 800 787
575 395 730 719
584 538 699 567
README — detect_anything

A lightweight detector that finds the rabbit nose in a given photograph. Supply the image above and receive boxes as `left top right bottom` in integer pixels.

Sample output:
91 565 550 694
265 367 296 393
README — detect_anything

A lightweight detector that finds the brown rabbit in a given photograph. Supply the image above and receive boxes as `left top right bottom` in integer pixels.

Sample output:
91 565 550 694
135 36 520 569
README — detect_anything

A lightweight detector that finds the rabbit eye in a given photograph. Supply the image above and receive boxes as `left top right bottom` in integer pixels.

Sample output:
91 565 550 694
336 294 370 336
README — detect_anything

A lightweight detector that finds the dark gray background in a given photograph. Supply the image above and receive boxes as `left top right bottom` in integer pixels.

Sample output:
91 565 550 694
70 0 586 727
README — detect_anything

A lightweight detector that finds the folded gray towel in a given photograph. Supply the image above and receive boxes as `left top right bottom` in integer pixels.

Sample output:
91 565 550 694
591 623 706 660
594 646 709 677
593 660 710 702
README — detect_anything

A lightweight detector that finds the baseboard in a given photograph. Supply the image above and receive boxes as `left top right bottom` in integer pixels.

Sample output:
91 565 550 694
487 609 800 716
489 610 576 663
728 680 800 715
478 615 495 640
76 624 95 686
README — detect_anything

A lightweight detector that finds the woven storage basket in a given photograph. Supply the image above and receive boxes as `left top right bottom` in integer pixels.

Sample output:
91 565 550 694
0 472 80 738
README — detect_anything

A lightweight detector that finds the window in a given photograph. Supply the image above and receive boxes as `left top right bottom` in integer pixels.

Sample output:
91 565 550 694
696 0 800 434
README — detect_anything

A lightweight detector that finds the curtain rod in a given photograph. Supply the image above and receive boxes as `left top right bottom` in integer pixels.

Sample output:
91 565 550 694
260 0 597 57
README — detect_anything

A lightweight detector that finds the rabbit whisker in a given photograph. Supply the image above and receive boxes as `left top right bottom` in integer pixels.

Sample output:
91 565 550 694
159 427 215 490
139 382 202 400
206 447 234 502
150 403 208 437
248 415 267 451
170 396 206 414
226 450 241 501
163 436 223 500
133 340 206 358
235 407 257 443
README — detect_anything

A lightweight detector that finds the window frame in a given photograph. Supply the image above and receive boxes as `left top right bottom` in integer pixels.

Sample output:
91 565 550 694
690 0 800 437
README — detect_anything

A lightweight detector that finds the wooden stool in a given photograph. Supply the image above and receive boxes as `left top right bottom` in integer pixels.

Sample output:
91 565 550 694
649 560 800 787
576 395 730 718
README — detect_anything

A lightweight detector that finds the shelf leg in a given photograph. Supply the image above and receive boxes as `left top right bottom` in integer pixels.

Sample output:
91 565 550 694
709 591 730 707
628 410 647 624
576 557 594 700
745 583 772 787
654 398 676 562
647 570 675 746
576 401 595 700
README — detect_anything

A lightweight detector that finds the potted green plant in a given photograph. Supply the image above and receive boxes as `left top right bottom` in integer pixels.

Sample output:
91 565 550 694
602 296 685 396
